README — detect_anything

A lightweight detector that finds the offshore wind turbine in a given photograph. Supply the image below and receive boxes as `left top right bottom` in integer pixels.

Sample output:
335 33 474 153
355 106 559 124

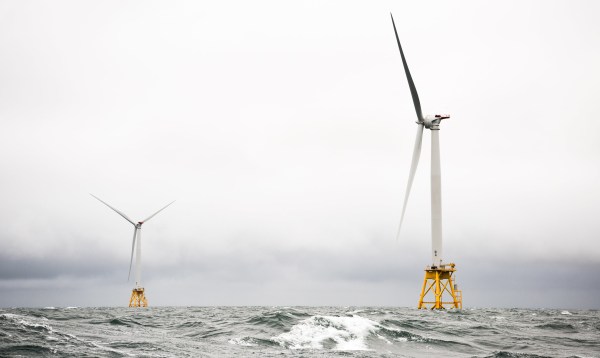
91 194 175 307
390 14 462 309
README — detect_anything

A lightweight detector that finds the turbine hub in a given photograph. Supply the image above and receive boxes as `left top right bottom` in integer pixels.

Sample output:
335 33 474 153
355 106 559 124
423 114 450 130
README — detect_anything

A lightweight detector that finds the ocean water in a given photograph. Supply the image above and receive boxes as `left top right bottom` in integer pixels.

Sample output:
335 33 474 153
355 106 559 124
0 307 598 357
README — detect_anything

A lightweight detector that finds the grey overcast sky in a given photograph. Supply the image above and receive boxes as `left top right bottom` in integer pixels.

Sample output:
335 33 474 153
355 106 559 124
1 0 599 308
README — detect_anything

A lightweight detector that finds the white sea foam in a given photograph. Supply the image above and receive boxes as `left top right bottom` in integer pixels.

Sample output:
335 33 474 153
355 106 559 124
345 309 365 315
90 341 135 357
376 334 393 344
561 310 572 315
272 315 378 350
0 313 53 332
228 337 258 347
20 319 53 332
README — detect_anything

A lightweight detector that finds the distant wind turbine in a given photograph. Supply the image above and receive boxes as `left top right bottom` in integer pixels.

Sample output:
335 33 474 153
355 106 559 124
91 194 175 307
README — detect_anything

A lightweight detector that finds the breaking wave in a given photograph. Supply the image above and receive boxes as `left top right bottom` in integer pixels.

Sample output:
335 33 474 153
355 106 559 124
272 314 379 350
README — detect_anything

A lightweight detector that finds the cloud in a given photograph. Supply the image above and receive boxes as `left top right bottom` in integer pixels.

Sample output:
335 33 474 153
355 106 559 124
1 0 600 308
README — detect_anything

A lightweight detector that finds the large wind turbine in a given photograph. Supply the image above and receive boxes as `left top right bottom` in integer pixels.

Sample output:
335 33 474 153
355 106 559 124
390 14 462 309
91 194 174 307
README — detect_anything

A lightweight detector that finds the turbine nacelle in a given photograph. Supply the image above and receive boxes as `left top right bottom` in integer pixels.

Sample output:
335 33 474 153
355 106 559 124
421 114 450 129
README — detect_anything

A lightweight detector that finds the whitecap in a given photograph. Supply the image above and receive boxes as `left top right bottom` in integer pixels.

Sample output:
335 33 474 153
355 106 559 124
43 307 57 310
65 333 78 340
0 313 20 320
272 315 378 351
1 313 53 332
561 310 572 315
376 334 392 345
90 341 135 357
18 318 53 332
228 337 258 347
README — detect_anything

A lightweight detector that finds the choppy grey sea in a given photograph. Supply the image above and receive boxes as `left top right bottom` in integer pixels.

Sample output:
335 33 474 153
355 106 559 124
0 307 598 357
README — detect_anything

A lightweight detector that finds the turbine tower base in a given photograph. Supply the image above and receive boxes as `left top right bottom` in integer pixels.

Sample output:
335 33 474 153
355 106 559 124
417 263 462 309
129 287 148 307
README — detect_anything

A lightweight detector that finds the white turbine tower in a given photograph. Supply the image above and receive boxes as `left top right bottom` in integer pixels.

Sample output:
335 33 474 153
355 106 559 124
390 14 462 309
91 194 175 307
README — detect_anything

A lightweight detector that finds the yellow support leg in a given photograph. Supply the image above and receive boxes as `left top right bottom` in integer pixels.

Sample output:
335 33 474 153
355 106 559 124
129 287 148 307
417 273 428 309
435 270 441 309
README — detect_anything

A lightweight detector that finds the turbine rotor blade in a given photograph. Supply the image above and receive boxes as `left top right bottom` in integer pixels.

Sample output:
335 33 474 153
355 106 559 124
128 227 137 281
397 123 424 239
141 200 175 223
90 194 136 226
390 13 423 122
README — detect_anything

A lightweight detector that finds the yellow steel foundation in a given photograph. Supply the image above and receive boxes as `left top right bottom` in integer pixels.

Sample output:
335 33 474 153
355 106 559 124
129 288 148 307
417 263 462 309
